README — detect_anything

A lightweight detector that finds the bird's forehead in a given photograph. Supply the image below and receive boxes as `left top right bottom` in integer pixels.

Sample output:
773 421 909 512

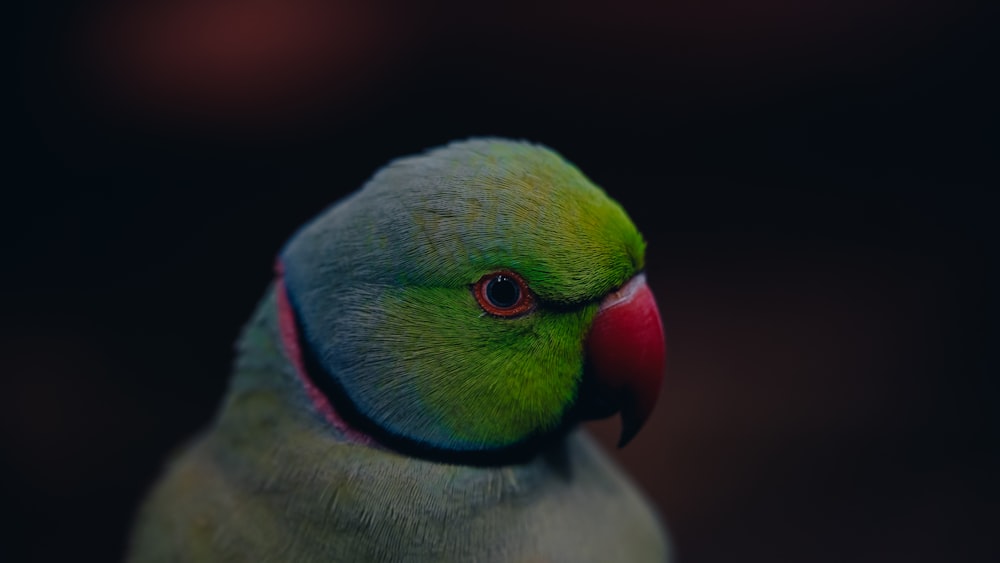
282 140 644 303
369 145 643 300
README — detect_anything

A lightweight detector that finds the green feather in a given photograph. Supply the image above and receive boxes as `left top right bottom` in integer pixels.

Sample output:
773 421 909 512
281 138 647 451
378 287 599 446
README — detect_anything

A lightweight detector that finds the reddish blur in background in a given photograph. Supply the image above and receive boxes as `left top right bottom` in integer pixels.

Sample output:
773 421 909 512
5 1 997 561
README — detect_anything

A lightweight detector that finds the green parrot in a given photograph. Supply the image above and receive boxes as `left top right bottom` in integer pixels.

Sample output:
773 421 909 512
127 138 671 562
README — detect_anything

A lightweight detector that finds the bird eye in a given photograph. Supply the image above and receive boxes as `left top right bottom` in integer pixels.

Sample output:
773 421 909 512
473 271 535 317
487 276 519 307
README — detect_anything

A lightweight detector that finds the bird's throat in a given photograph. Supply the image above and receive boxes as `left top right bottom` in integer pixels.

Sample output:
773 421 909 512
274 273 378 447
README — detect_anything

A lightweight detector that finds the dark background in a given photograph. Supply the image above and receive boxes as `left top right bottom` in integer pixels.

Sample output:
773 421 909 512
5 1 997 561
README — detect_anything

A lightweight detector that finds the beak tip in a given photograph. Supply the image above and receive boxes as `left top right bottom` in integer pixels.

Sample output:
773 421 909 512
616 411 645 448
617 428 639 449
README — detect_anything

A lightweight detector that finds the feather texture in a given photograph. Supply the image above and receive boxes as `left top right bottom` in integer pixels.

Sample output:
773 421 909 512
127 139 671 561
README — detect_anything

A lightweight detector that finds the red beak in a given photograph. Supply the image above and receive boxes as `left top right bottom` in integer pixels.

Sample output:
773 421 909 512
584 273 666 447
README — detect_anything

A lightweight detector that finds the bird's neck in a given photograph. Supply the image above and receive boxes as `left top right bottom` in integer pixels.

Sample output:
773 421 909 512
221 285 373 446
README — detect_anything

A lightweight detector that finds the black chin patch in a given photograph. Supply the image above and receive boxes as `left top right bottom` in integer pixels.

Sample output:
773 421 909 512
572 359 626 421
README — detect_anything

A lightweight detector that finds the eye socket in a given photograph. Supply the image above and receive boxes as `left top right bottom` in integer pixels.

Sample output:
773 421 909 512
473 270 535 317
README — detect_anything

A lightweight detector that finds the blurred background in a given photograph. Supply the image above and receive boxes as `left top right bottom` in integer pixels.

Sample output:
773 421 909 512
5 0 997 561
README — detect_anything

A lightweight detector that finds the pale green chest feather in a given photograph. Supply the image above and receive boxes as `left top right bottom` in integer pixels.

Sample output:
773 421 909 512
128 291 670 562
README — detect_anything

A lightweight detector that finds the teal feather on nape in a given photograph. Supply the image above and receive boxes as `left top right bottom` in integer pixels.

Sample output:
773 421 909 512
279 138 646 461
273 261 377 447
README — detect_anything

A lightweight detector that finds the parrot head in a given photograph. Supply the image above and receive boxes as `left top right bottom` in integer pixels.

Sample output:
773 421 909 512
277 139 665 464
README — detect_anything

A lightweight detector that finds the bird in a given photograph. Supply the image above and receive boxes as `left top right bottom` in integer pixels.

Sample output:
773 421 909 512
127 138 671 562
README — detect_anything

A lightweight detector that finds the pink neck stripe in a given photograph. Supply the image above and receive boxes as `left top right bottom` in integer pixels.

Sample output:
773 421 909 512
273 261 375 446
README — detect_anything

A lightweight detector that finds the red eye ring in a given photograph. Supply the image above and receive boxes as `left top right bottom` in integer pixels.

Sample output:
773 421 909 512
473 270 536 317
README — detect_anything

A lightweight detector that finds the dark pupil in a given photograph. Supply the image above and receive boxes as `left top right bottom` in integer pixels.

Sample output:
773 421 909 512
486 276 520 308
